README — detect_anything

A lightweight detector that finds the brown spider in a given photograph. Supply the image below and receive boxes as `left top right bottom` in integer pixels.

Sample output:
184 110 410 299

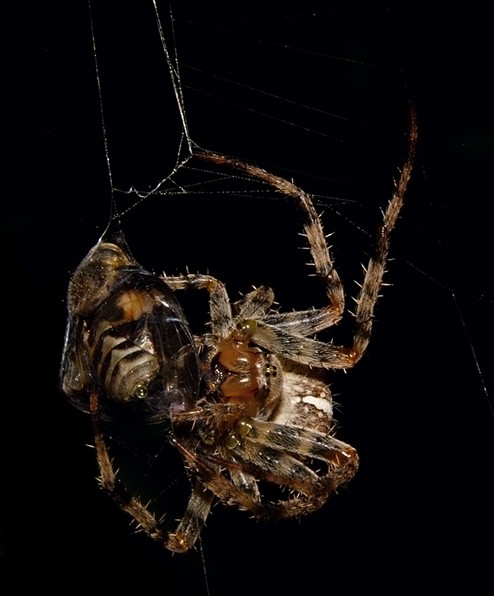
61 114 416 553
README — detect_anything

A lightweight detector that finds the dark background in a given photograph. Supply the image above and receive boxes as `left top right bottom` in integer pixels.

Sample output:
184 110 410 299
3 2 493 594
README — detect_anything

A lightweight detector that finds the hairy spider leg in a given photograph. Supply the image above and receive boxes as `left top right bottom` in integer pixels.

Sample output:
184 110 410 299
195 108 417 370
89 390 215 553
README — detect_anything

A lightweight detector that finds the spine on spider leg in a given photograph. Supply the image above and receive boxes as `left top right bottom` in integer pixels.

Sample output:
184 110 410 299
352 108 417 358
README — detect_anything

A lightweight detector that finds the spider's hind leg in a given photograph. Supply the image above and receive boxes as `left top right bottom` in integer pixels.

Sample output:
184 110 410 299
167 480 216 553
89 391 214 553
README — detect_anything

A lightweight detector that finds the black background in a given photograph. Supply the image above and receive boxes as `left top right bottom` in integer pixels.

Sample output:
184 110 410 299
3 2 493 595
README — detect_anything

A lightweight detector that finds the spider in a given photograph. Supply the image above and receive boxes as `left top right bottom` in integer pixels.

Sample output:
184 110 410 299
61 114 416 553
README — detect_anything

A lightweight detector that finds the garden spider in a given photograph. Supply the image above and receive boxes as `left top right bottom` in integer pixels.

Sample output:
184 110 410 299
61 113 416 553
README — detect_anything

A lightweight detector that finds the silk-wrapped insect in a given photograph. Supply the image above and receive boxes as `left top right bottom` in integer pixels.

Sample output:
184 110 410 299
61 237 200 419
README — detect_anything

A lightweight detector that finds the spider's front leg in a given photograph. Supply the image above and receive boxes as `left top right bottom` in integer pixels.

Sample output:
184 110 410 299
197 112 417 370
197 151 347 335
350 110 417 363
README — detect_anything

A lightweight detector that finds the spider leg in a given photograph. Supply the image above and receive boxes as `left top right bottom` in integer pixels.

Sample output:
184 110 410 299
89 390 214 553
233 285 275 319
167 479 216 553
245 320 356 368
173 437 262 513
174 423 356 520
229 469 261 502
232 418 358 495
165 273 233 338
166 275 277 334
197 151 346 330
351 110 417 363
262 306 342 336
197 110 417 369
